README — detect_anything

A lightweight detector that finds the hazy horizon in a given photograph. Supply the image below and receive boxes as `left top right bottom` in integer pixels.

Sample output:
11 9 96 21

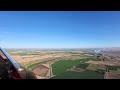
4 47 120 49
1 11 120 48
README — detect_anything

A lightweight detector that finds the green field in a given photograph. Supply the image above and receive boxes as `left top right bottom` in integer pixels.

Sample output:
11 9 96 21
76 63 89 69
52 57 101 76
51 56 105 79
52 60 81 75
51 70 104 79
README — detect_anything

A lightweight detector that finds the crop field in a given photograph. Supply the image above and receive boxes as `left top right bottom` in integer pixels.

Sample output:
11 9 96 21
106 66 120 70
87 64 106 71
51 70 104 79
51 57 100 75
10 52 46 56
76 63 89 69
52 60 81 75
51 56 105 79
6 49 120 79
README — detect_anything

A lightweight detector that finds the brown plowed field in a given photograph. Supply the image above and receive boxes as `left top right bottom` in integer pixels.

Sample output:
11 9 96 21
11 53 72 63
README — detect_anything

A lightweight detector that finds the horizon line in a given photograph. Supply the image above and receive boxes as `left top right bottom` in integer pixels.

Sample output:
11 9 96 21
3 47 120 49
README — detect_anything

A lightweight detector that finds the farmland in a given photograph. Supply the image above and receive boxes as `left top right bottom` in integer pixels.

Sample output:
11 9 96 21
51 57 105 79
52 60 81 75
51 57 99 76
5 48 120 79
51 70 104 79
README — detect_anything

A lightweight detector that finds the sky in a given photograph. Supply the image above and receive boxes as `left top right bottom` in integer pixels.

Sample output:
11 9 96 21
0 11 120 48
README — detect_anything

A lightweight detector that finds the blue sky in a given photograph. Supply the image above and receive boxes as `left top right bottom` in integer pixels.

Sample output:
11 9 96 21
0 11 120 48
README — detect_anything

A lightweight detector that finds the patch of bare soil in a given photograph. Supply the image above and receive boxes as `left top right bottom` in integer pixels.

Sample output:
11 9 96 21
36 75 48 79
105 72 120 79
86 60 120 66
11 53 72 63
12 55 53 63
69 67 86 72
32 63 52 78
